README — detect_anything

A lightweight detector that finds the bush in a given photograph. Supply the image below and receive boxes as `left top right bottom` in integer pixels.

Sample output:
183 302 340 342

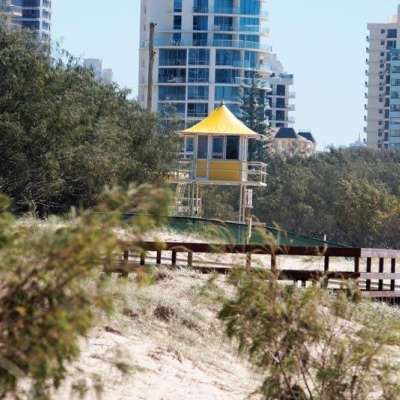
219 269 400 400
0 185 170 399
0 27 179 215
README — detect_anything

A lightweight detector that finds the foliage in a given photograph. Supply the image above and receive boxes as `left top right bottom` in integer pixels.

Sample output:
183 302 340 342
252 147 400 247
0 27 179 215
0 185 170 399
240 74 270 160
219 269 400 400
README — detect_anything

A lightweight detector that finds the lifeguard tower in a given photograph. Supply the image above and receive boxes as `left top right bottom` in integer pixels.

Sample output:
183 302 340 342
171 104 267 223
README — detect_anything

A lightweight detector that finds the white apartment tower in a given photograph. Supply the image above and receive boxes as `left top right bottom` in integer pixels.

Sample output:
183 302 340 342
83 58 114 84
366 5 400 149
139 0 295 129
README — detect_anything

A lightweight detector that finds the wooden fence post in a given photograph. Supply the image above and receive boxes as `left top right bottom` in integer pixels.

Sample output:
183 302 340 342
271 253 277 272
188 251 193 268
120 250 129 278
172 250 177 267
391 258 396 292
366 258 372 291
378 258 384 291
140 252 146 266
322 255 330 288
156 250 162 265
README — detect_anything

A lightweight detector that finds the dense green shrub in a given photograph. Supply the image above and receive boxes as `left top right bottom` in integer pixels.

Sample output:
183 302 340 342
254 148 400 247
219 269 400 400
0 27 179 215
0 185 170 399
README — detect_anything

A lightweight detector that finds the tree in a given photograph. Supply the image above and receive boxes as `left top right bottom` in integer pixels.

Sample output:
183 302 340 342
219 268 400 400
252 147 400 247
0 27 179 215
0 185 170 399
239 74 270 160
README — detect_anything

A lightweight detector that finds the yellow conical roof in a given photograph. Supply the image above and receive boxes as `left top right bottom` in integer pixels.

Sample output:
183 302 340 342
182 105 259 137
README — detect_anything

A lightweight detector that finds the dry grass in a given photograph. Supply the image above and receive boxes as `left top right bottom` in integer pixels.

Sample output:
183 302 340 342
54 268 261 400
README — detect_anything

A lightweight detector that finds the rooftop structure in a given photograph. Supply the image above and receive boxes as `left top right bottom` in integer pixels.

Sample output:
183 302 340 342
269 127 316 158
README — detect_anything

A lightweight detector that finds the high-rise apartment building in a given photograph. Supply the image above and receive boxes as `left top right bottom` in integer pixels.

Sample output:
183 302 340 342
139 0 295 129
365 5 400 149
0 0 51 39
84 58 114 84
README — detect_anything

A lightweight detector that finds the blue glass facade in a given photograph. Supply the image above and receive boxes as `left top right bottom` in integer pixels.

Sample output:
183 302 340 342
146 0 294 128
215 86 240 102
216 49 241 66
159 49 187 66
189 49 209 65
188 86 209 100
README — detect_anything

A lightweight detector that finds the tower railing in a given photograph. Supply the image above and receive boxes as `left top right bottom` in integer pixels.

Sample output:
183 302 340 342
169 159 267 186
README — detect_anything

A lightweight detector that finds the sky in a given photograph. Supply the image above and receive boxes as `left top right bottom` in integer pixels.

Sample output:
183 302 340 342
52 0 400 148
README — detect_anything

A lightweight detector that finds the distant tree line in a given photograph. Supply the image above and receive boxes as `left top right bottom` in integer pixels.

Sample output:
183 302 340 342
203 148 400 248
0 27 179 215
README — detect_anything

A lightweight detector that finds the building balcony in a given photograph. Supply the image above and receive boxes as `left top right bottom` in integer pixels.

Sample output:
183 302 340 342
191 6 268 18
154 35 271 52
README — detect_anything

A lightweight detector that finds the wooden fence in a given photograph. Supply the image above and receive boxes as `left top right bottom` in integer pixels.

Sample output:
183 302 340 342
112 242 400 300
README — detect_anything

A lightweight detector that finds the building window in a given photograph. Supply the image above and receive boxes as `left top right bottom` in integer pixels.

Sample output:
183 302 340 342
214 16 233 31
212 137 224 159
276 84 286 96
276 97 285 108
188 68 209 82
214 33 233 47
240 34 259 48
193 32 208 46
158 103 185 117
215 68 241 84
22 9 41 18
188 103 208 118
158 86 186 101
241 0 261 15
216 49 241 66
189 49 209 65
159 49 187 66
215 0 234 14
244 51 257 69
174 0 182 12
388 29 397 38
226 136 240 160
197 136 208 159
173 15 182 30
240 17 259 32
193 15 208 30
23 0 41 6
387 40 397 49
276 110 286 121
215 86 240 102
188 86 209 100
158 68 186 83
193 0 208 13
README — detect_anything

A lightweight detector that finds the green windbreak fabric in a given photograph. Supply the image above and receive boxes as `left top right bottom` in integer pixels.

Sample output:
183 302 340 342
163 216 348 247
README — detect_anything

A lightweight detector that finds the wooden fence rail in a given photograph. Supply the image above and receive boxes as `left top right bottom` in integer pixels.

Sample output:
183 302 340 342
112 242 400 300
